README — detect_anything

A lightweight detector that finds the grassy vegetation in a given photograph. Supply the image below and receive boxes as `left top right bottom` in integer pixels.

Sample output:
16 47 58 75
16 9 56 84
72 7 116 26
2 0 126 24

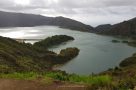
45 72 112 85
1 70 136 89
0 71 112 87
1 35 136 89
0 72 38 80
101 67 136 90
0 35 79 73
99 52 136 90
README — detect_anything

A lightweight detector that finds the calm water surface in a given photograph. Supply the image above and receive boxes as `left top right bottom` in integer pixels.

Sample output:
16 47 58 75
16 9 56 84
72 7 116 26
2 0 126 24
0 26 136 75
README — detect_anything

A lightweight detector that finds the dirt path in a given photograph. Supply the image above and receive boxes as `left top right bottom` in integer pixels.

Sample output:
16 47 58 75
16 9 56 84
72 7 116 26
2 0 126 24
0 79 88 90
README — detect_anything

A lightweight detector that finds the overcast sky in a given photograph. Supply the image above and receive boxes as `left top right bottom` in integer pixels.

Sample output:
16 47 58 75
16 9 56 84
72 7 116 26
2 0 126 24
0 0 136 26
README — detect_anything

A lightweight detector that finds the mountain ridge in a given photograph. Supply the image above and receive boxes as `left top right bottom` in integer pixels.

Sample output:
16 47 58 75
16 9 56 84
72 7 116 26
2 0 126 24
0 11 93 32
0 10 136 36
94 17 136 37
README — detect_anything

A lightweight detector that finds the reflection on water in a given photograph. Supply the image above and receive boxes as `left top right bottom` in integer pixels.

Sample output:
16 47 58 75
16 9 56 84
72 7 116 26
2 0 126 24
0 26 136 75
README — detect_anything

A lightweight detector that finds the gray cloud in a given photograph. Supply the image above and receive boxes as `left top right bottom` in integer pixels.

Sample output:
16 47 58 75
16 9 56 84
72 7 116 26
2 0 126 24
0 0 136 26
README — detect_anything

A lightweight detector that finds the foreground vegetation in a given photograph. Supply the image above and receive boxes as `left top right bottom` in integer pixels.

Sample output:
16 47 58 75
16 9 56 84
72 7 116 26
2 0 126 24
100 52 136 90
1 35 136 89
1 66 136 90
0 72 111 85
0 71 112 89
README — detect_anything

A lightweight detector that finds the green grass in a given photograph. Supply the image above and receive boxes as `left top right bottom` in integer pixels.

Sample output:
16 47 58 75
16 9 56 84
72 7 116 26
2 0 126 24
70 75 112 85
45 72 112 85
0 72 112 86
0 72 39 80
2 72 136 89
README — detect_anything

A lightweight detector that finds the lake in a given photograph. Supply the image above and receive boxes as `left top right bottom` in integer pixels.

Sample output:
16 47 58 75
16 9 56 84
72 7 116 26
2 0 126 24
0 26 136 75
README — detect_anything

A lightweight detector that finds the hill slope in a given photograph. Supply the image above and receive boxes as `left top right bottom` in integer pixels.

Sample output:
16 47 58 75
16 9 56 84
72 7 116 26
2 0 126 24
95 24 112 32
0 11 93 32
0 35 79 73
95 17 136 37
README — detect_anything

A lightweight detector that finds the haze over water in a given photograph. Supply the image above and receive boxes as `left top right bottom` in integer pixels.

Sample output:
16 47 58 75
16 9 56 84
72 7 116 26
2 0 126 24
0 26 136 75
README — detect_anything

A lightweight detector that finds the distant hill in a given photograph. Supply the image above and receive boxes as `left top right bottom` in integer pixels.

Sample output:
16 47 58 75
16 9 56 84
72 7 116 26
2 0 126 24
0 11 93 32
1 10 136 36
95 18 136 37
95 24 112 32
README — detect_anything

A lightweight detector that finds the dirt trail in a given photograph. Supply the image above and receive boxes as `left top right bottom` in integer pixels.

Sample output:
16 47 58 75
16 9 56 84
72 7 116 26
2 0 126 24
0 79 88 90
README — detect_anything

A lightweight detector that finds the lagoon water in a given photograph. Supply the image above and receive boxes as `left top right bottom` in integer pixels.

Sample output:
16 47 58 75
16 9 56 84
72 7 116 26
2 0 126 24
0 26 136 75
